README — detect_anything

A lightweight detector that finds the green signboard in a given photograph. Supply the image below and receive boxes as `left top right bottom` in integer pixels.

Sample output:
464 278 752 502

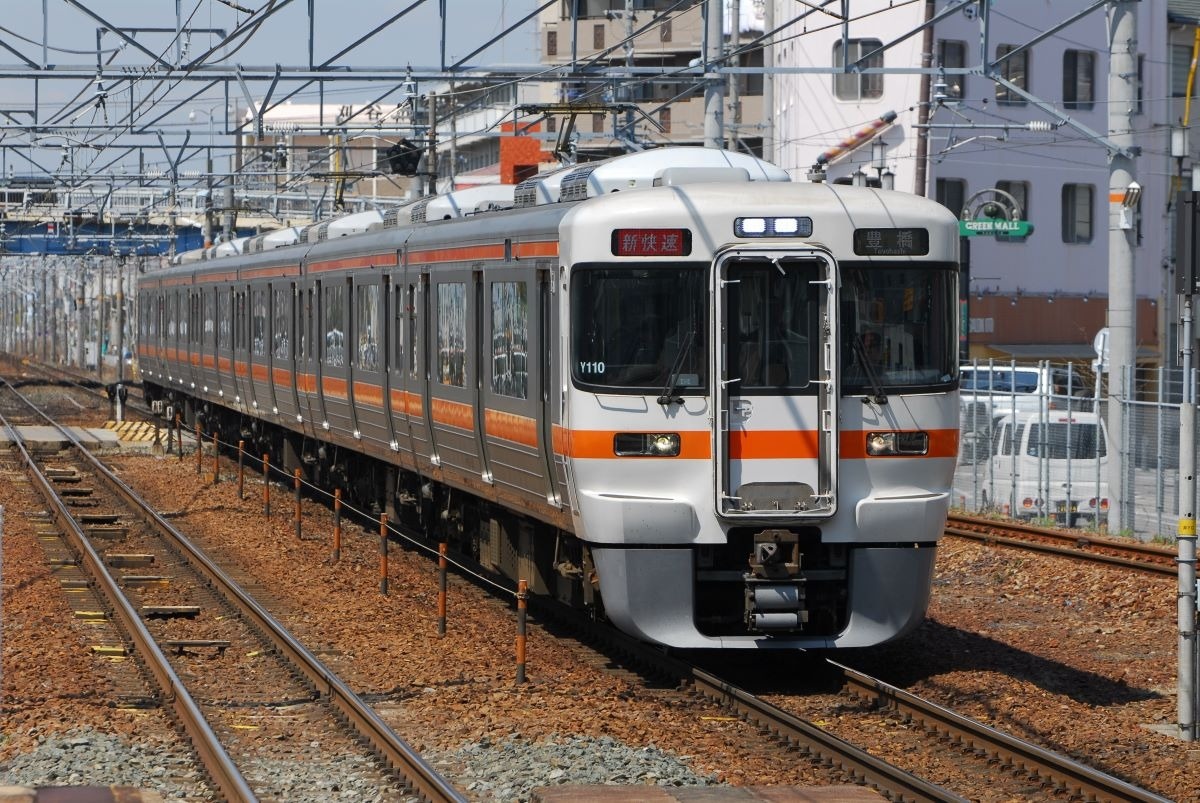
958 218 1033 238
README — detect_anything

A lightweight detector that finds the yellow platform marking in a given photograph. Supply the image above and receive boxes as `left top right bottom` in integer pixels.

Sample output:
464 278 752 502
103 420 161 442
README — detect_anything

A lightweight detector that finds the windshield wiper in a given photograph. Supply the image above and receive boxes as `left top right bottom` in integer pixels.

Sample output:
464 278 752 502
657 329 697 406
851 334 888 405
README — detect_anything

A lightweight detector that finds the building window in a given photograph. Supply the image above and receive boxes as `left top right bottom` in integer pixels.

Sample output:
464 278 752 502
1173 45 1194 98
996 180 1030 219
935 178 966 218
659 107 671 133
546 30 557 57
937 39 965 99
592 113 605 133
833 39 883 101
1136 54 1144 114
1061 184 1094 244
1063 49 1095 110
659 18 671 43
995 44 1028 105
593 23 604 50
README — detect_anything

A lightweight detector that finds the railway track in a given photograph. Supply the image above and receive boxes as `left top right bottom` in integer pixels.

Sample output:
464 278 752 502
945 511 1176 575
0 376 466 802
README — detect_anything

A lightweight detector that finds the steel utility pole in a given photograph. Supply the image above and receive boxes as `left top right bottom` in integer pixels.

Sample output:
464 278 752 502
703 0 723 148
1106 0 1137 535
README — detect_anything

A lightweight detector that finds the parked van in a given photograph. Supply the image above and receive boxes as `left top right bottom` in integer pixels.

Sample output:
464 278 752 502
959 362 1095 463
985 410 1110 527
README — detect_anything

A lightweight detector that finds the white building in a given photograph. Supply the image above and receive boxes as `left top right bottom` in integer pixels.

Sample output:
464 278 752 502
771 0 1197 365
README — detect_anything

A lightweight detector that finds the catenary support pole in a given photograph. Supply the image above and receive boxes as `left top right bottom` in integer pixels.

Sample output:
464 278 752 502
1106 0 1138 533
1179 294 1197 741
703 0 723 148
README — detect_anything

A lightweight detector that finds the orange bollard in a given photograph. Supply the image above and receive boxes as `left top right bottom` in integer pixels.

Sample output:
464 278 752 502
333 489 342 562
379 513 389 595
293 468 302 540
438 542 448 637
263 453 271 517
516 579 527 684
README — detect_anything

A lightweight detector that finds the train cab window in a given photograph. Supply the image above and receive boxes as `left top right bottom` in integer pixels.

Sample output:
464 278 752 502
356 284 380 371
841 263 957 392
725 258 817 392
570 264 706 393
252 289 267 356
272 287 290 360
323 283 345 367
437 282 466 387
491 281 528 399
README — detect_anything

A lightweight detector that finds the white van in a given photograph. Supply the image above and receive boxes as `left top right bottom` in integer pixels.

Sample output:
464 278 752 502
959 363 1095 463
986 410 1110 527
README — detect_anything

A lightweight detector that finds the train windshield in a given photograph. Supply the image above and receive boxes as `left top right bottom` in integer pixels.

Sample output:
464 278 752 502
570 264 707 392
841 263 957 392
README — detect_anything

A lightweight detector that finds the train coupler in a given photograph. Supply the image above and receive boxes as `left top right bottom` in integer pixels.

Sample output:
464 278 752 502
745 529 808 632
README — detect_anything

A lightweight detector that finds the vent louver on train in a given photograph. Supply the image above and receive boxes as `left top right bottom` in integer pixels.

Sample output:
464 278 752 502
249 235 265 253
381 208 401 228
316 222 330 242
558 164 600 202
410 200 430 223
513 180 539 208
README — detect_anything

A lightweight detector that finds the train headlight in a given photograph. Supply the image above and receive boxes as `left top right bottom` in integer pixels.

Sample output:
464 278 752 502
865 431 928 456
735 216 813 238
614 432 681 457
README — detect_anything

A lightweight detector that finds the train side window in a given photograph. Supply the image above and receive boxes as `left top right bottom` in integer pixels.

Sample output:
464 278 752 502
251 289 267 356
437 282 466 387
272 286 290 359
323 281 345 367
203 289 215 347
218 290 231 349
356 283 380 371
407 284 418 379
491 281 528 399
391 284 404 373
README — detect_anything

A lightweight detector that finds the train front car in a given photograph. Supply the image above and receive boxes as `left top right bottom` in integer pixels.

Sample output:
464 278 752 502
561 168 960 649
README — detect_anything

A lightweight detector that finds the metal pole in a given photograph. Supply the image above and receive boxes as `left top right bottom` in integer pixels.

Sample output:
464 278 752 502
761 0 774 164
438 542 447 637
294 468 302 540
516 579 527 684
703 0 723 149
1178 295 1197 741
726 0 740 151
1106 0 1138 534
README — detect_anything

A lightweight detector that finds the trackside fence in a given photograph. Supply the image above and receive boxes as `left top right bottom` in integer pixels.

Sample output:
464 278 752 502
953 360 1196 543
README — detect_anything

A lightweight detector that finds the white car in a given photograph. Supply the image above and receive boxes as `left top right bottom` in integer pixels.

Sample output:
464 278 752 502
985 410 1110 527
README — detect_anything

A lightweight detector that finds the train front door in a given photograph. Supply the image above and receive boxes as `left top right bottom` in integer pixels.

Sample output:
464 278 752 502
714 251 837 520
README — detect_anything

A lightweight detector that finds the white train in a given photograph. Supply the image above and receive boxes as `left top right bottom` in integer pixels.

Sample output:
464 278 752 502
138 147 961 649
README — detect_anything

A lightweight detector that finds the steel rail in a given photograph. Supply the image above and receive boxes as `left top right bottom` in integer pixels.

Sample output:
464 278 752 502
831 660 1174 803
689 668 966 803
2 379 467 803
945 512 1175 576
0 385 257 802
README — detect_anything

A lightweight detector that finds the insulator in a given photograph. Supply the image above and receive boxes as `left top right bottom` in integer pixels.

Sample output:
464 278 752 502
1026 120 1055 133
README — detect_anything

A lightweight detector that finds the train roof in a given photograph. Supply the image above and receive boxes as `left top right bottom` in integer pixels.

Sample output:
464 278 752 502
165 147 790 266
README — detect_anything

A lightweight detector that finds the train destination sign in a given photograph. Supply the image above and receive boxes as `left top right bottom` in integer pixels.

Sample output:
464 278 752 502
958 218 1033 237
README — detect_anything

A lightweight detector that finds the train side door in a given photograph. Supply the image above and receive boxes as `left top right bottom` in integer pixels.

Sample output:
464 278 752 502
714 251 836 519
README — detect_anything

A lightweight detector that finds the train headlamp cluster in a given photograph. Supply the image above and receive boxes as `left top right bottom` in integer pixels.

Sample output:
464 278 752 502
735 216 813 238
865 431 929 456
614 432 682 457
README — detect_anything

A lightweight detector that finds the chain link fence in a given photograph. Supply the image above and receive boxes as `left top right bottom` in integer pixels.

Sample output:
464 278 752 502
953 360 1196 543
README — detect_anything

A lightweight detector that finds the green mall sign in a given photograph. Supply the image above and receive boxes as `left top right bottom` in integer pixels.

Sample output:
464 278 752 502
958 218 1033 238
